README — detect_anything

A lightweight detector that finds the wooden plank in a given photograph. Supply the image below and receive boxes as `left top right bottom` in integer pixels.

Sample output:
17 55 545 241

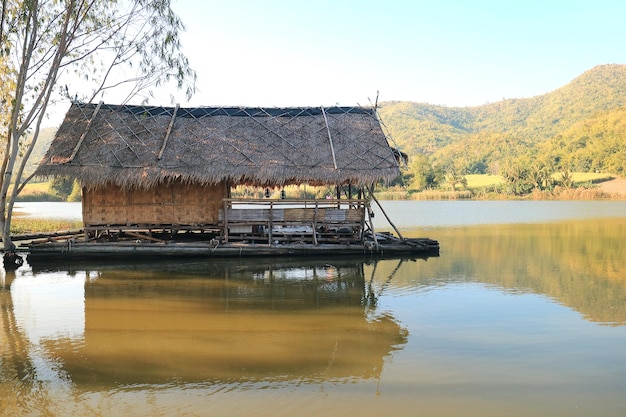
226 208 270 221
283 208 316 222
324 209 347 222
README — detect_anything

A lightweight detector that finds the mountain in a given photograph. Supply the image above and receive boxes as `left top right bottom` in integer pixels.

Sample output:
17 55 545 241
377 64 626 175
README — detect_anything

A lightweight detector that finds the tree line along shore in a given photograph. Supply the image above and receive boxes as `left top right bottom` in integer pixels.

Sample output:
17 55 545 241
17 172 626 204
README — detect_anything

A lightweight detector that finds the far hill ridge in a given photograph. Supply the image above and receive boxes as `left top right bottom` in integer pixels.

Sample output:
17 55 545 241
378 64 626 176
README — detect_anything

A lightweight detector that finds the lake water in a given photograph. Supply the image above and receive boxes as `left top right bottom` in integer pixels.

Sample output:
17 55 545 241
2 201 626 416
13 199 626 226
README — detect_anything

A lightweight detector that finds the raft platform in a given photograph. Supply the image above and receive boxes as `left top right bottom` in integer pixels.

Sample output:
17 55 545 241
22 231 439 262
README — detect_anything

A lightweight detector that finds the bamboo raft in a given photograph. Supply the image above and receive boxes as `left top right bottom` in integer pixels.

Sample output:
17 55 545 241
21 231 439 262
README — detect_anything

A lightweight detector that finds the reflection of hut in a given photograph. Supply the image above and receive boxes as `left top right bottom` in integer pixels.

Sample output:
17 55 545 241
32 103 438 258
48 259 407 385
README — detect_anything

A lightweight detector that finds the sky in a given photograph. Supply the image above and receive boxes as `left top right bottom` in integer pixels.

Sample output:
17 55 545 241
160 0 626 109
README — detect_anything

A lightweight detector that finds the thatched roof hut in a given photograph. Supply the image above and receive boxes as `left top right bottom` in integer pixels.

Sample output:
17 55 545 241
37 102 402 188
35 102 404 240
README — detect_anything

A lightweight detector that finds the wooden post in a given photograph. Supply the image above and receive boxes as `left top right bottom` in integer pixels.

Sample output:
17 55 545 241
359 199 366 242
312 201 319 245
268 201 273 245
366 200 379 251
223 199 229 242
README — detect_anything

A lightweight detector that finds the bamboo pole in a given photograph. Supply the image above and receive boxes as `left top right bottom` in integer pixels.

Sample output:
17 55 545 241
24 233 85 245
68 101 103 162
321 107 338 169
124 231 166 243
158 103 179 160
367 185 404 241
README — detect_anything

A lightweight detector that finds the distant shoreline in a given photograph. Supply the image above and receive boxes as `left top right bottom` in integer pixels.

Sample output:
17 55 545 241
14 176 626 206
596 176 626 196
376 176 626 201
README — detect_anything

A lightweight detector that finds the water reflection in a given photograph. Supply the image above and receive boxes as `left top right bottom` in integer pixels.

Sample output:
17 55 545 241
406 219 626 325
4 258 412 389
3 217 626 416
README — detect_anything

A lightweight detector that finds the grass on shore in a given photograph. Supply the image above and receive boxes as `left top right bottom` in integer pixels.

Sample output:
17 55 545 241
10 218 82 235
15 181 66 202
465 174 504 189
465 172 614 189
384 172 621 200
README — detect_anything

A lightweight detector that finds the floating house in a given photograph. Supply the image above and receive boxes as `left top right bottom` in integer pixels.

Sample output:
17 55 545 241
28 102 438 260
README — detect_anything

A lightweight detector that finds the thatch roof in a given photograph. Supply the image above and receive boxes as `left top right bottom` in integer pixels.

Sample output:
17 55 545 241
36 102 402 189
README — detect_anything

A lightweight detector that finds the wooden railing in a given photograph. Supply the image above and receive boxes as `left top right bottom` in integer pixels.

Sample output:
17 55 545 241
220 198 368 244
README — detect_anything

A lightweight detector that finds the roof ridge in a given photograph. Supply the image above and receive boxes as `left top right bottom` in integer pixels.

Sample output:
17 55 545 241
73 102 375 118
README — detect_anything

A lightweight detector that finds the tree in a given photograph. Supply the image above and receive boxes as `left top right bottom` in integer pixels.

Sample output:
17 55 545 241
501 160 532 196
48 176 74 200
444 169 467 192
528 163 552 191
0 0 196 267
404 154 440 191
558 170 574 189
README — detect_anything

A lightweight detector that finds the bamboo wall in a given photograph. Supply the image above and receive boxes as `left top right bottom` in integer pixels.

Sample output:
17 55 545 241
82 181 228 227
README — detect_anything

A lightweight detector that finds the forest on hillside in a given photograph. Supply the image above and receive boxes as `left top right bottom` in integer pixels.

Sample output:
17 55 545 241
377 64 626 196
